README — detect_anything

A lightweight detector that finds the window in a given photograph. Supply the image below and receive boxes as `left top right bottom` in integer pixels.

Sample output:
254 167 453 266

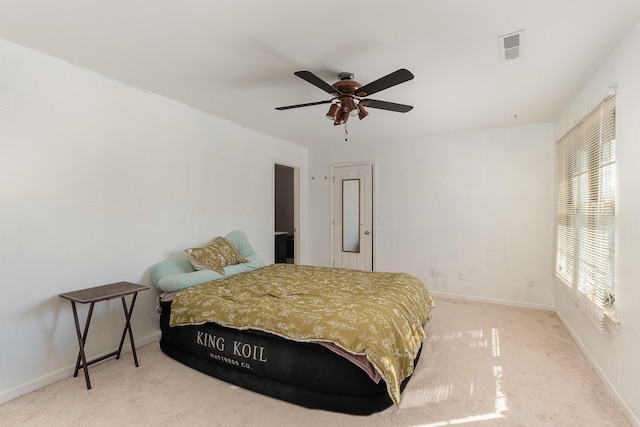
555 95 616 334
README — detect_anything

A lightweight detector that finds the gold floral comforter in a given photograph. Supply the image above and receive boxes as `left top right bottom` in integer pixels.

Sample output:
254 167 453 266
169 263 435 405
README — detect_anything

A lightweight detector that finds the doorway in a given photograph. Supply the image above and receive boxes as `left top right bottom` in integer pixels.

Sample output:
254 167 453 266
331 163 374 270
274 163 298 264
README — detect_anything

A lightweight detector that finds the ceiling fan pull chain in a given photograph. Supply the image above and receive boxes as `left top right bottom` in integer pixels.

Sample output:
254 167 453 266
344 123 349 142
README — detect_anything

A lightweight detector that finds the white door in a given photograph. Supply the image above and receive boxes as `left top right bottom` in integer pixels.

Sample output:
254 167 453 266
332 163 373 270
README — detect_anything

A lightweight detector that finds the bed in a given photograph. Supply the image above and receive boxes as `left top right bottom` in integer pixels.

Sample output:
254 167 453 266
152 232 435 415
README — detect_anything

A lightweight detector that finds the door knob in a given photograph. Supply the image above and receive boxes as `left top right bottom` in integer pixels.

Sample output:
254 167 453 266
364 231 370 235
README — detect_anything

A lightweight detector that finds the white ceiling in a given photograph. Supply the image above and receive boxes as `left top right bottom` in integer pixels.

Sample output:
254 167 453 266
1 1 639 148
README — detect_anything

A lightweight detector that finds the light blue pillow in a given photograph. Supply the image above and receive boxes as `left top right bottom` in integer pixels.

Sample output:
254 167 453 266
224 230 257 259
156 268 223 292
151 230 264 292
222 253 264 276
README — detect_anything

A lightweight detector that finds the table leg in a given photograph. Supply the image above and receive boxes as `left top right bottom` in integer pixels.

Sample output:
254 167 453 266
71 301 94 390
116 292 140 367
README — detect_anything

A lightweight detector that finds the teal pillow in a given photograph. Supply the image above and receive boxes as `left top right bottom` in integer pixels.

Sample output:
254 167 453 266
157 269 223 292
150 258 194 287
222 253 265 275
224 230 256 259
151 231 265 293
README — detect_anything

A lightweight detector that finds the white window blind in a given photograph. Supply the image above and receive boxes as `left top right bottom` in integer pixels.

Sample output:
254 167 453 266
555 95 616 334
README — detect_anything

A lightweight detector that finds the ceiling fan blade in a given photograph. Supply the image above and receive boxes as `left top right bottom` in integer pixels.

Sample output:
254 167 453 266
294 71 343 96
360 99 413 113
354 69 414 97
275 99 333 110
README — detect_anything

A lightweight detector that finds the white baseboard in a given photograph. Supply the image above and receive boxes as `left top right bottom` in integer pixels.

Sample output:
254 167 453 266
429 290 555 312
0 330 161 405
6 307 637 426
554 310 639 427
433 291 638 426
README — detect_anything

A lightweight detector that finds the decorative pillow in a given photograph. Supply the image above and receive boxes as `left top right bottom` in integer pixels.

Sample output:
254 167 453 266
185 236 248 274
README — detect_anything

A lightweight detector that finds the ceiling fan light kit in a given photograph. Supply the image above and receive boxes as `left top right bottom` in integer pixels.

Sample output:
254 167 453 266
357 103 369 120
326 103 340 121
276 68 414 129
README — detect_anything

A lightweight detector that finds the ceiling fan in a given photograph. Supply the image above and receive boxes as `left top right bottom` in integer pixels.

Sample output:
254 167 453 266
275 69 414 126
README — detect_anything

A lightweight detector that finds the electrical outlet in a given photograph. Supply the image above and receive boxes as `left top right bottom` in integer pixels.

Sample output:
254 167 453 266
459 269 466 280
429 267 438 277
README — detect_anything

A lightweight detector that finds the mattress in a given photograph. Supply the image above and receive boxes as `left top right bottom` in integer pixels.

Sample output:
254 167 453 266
158 264 434 414
159 299 421 415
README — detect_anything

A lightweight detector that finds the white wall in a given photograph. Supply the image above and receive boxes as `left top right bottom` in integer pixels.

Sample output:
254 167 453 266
553 22 640 424
0 39 308 402
3 20 638 422
308 123 556 309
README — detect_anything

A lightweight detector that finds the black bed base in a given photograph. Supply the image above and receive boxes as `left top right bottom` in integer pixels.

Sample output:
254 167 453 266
159 300 420 415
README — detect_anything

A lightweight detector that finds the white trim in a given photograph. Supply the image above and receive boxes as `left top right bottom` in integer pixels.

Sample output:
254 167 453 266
555 310 639 426
273 159 301 265
0 331 161 405
431 292 637 426
429 291 555 312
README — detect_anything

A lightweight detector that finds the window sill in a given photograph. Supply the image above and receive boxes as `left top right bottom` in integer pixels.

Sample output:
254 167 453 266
604 310 620 331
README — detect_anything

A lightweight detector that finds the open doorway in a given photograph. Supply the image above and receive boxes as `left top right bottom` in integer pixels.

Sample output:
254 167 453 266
274 164 298 264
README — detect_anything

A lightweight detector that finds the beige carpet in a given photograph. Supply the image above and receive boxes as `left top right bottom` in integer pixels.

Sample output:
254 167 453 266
0 298 630 426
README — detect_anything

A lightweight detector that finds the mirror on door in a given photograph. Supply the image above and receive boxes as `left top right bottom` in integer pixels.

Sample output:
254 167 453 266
342 179 361 253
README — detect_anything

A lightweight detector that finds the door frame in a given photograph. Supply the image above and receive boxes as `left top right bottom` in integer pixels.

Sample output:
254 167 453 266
273 160 300 264
330 161 376 270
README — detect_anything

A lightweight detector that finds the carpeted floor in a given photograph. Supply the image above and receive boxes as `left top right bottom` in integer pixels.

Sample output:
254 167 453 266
0 298 630 426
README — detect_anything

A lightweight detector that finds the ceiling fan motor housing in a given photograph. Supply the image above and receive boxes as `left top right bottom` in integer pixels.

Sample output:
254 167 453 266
332 75 362 118
332 79 361 94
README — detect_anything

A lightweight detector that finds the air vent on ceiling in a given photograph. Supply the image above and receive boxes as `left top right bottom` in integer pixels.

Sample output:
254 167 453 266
498 30 524 61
